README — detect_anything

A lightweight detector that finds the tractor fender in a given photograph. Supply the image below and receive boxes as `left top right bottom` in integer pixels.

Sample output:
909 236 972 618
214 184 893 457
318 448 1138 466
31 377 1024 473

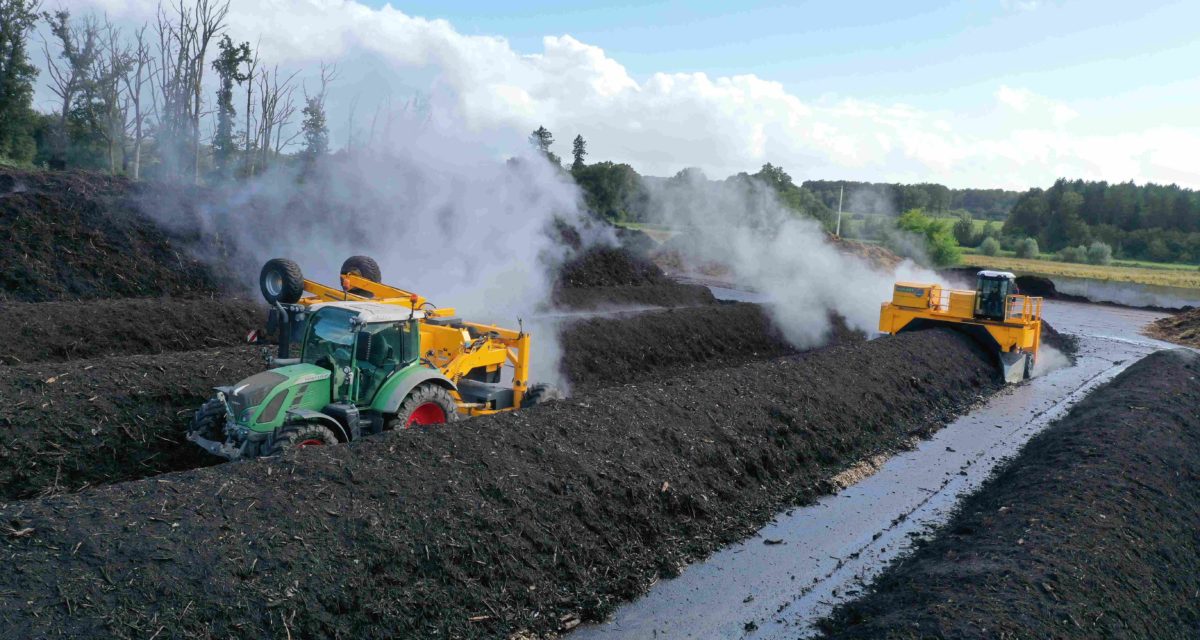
284 409 349 442
375 368 457 415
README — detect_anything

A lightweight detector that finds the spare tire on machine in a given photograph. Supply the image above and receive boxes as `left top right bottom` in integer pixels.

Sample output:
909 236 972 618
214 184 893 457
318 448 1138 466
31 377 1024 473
260 258 305 304
340 256 382 282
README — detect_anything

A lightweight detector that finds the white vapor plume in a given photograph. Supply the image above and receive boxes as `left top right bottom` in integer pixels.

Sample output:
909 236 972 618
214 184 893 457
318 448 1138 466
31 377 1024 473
150 115 589 387
647 173 942 347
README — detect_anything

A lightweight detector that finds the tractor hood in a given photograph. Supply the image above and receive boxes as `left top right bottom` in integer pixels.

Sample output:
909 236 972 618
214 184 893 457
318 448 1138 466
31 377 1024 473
221 364 332 429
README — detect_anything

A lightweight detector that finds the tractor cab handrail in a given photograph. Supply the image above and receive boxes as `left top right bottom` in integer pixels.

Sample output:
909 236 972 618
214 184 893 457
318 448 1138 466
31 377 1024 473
1005 294 1043 323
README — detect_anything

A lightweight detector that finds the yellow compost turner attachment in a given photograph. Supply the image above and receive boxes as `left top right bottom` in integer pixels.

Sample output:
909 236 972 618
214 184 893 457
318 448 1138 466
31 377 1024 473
879 270 1043 383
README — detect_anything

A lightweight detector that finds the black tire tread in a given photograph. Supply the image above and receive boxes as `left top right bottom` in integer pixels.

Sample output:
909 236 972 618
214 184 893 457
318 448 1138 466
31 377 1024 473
340 256 382 283
189 397 227 441
260 258 305 304
523 383 565 408
386 383 459 430
264 423 339 457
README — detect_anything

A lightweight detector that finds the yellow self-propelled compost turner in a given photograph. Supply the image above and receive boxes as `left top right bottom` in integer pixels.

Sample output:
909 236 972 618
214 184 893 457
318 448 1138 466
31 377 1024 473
879 270 1042 383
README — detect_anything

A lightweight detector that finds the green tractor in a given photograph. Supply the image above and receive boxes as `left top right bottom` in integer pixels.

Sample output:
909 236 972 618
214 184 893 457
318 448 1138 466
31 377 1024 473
187 257 560 460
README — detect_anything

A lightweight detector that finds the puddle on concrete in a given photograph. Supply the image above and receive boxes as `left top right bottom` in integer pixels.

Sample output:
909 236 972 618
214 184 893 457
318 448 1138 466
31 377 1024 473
572 301 1183 639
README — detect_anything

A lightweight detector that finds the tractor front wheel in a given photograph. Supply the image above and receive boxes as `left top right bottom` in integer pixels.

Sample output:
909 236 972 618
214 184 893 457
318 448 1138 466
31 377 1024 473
388 383 459 429
264 424 339 456
189 397 227 441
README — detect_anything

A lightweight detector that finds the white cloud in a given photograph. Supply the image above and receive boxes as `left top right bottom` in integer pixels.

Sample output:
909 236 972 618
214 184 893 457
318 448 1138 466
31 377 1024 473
54 0 1200 190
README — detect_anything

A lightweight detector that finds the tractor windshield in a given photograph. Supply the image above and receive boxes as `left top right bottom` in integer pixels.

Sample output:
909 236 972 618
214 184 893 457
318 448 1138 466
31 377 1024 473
301 307 357 371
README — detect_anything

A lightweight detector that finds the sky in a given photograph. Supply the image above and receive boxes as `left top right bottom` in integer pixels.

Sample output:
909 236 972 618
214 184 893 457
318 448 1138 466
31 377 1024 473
56 0 1200 189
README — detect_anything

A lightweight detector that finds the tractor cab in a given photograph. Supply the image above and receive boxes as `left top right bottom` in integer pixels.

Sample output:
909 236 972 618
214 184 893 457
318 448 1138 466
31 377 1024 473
299 303 421 405
974 270 1018 321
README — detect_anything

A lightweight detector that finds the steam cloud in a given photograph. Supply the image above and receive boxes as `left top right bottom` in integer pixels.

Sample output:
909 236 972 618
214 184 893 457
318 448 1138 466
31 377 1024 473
645 173 943 347
148 116 590 387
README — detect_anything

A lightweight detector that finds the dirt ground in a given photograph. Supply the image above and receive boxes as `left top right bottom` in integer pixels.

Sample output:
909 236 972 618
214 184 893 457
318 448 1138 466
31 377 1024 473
0 168 240 301
0 346 264 500
819 348 1200 640
1146 307 1200 348
562 303 860 393
0 329 999 639
0 298 263 365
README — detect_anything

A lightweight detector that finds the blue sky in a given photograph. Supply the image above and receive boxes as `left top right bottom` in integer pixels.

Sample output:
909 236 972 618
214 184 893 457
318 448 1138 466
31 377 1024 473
69 0 1200 187
359 0 1199 127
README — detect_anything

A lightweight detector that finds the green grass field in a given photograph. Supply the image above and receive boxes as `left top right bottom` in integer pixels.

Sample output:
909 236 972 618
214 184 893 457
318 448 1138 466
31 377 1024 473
961 253 1200 289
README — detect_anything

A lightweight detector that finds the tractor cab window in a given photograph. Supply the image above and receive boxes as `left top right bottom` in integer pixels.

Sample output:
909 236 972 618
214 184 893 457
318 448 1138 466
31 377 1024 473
975 277 1012 321
301 307 357 372
354 320 417 403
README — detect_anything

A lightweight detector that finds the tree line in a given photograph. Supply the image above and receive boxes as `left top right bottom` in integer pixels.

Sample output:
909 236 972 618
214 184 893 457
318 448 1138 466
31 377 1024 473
802 180 1020 220
0 0 335 181
1005 178 1200 264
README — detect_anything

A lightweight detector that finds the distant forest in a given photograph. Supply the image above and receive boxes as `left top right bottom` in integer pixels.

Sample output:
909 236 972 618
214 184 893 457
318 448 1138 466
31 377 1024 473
802 180 1020 220
1004 179 1200 264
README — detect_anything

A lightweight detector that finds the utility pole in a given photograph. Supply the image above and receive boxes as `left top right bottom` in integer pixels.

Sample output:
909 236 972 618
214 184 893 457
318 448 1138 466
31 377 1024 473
835 185 844 237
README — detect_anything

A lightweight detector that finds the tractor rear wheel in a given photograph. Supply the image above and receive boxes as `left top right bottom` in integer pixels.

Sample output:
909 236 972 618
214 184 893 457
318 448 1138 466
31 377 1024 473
340 255 382 282
522 383 565 408
260 258 305 304
189 397 227 441
264 423 339 456
388 383 459 429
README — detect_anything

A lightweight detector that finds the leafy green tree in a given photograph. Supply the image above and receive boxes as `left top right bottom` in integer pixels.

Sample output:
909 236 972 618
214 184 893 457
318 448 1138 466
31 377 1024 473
0 0 40 162
1015 237 1040 259
1058 245 1087 263
300 96 328 160
571 134 586 172
211 35 252 178
749 163 834 227
896 208 961 266
1086 241 1112 265
300 63 337 167
980 236 1001 256
572 161 646 222
981 220 1001 240
952 213 977 247
528 125 560 166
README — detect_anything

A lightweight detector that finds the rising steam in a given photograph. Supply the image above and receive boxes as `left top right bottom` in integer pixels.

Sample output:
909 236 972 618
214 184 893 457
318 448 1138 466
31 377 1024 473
646 172 943 347
146 116 590 387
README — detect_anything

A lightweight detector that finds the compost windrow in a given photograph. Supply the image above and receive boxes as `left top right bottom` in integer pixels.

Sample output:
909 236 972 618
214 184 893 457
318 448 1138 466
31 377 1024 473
0 168 241 301
0 298 263 365
0 328 999 639
561 303 860 393
0 346 264 500
819 348 1200 640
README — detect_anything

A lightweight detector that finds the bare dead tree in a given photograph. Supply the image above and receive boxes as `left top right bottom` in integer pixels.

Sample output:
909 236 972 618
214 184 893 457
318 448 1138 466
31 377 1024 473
188 0 228 182
43 10 99 167
344 92 360 153
255 64 298 171
152 0 228 182
90 19 132 174
121 25 154 179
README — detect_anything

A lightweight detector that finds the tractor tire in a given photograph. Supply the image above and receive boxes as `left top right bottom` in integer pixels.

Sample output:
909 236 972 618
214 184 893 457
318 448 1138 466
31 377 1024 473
387 383 459 429
189 397 227 441
260 258 305 304
523 383 565 408
263 423 339 457
340 255 382 283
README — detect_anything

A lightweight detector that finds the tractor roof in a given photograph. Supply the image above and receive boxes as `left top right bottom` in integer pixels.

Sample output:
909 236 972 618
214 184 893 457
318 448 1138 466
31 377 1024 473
977 270 1017 279
309 301 426 323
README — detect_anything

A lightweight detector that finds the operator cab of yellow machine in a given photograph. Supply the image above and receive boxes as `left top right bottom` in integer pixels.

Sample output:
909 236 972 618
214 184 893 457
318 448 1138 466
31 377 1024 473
880 270 1043 383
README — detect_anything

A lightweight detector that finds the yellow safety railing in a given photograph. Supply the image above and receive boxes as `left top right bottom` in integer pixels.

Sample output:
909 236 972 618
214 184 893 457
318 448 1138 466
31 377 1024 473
1005 295 1043 323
